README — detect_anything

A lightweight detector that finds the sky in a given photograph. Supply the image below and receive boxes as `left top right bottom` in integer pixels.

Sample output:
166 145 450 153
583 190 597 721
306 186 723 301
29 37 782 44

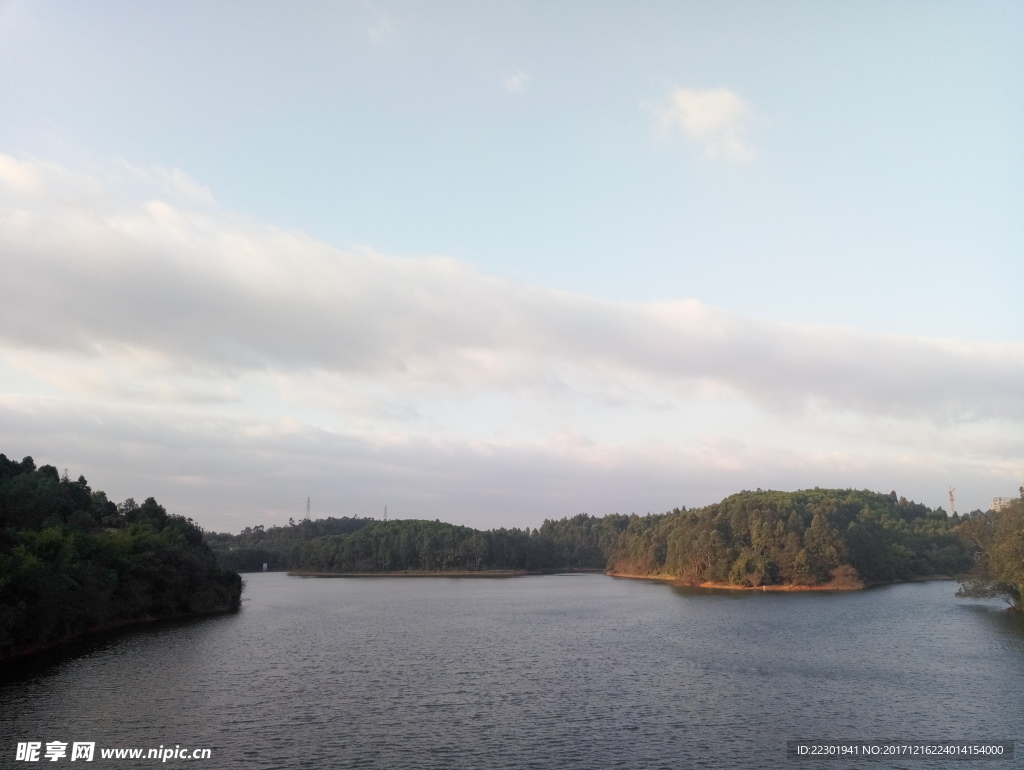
0 0 1021 531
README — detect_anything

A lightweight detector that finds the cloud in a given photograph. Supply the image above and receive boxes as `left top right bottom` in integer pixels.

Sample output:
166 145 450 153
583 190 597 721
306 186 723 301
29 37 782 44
503 71 529 94
0 155 1020 529
364 10 395 46
0 154 48 197
0 154 1021 423
118 161 216 205
654 87 755 162
1 394 1015 531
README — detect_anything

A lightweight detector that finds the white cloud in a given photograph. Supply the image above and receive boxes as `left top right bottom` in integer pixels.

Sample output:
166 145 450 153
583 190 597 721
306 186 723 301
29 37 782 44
503 71 530 94
654 87 755 162
0 154 48 197
364 11 395 46
0 394 1015 530
117 162 216 205
0 155 1020 529
0 154 1020 422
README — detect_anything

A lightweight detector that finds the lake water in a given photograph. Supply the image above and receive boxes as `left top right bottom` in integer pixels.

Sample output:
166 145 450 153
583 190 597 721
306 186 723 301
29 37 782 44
2 574 1022 769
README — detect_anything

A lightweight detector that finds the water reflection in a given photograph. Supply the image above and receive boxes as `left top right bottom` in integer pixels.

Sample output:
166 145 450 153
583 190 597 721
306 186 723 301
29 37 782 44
1 611 241 685
1 575 1020 770
958 602 1024 646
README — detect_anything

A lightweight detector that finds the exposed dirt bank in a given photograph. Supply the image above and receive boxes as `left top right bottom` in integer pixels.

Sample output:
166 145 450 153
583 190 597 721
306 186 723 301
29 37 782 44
607 571 959 592
606 572 860 591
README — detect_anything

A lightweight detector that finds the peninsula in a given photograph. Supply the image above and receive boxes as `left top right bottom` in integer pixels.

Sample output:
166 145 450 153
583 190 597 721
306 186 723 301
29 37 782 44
0 454 242 662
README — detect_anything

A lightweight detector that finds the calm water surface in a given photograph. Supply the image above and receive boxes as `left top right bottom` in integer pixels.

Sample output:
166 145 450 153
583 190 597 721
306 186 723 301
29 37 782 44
2 574 1022 769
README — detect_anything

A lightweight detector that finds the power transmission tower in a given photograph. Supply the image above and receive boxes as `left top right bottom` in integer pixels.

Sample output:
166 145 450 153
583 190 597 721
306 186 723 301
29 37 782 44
948 487 956 517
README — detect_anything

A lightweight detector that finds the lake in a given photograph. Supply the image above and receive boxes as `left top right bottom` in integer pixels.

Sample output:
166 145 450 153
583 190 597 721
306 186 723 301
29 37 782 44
2 574 1022 768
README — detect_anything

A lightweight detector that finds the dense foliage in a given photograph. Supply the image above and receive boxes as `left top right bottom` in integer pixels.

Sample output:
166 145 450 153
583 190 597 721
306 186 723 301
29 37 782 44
0 454 242 660
287 514 629 573
215 488 983 594
957 489 1024 610
205 516 377 572
209 513 628 573
606 488 972 587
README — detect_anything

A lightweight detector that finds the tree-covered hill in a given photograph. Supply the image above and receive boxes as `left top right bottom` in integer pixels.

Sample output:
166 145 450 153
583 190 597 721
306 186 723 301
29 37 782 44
607 488 973 587
288 514 629 573
211 488 985 593
221 488 972 588
205 515 378 572
0 454 242 661
207 513 629 573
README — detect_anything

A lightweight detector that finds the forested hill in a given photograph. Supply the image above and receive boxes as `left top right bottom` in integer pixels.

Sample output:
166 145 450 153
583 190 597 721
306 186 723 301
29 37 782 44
213 488 975 587
204 515 379 571
289 515 628 573
0 454 242 661
609 488 973 587
208 514 629 573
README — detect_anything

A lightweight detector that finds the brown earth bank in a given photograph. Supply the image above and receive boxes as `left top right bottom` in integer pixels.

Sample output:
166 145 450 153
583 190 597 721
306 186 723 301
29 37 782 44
606 571 957 591
288 568 605 578
0 604 241 665
605 572 859 591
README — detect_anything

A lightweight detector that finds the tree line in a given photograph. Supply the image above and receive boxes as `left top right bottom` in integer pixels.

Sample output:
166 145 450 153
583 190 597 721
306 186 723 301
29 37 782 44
206 513 629 573
0 454 242 661
210 486 1019 598
605 488 973 588
207 485 1021 610
7 449 1015 663
204 515 377 572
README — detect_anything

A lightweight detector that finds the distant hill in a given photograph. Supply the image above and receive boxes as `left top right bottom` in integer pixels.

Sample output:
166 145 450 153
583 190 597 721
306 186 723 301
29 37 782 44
214 488 974 588
205 515 380 571
207 513 627 573
0 454 242 661
607 488 973 587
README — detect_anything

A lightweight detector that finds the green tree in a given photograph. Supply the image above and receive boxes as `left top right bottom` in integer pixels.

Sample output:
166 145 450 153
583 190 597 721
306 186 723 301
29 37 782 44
957 489 1024 611
0 453 242 660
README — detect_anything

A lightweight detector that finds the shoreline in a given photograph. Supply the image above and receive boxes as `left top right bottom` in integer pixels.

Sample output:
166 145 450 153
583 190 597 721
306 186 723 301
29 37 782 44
606 571 958 592
0 604 241 665
288 568 605 579
286 568 958 591
606 572 854 591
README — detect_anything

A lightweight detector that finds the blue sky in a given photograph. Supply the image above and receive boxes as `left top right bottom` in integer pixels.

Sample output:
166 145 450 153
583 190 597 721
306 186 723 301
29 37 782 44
0 1 1021 529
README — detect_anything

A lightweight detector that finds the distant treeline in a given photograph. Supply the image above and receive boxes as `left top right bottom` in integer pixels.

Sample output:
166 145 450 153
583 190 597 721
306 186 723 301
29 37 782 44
210 488 983 588
206 514 627 573
204 516 382 571
0 454 242 661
